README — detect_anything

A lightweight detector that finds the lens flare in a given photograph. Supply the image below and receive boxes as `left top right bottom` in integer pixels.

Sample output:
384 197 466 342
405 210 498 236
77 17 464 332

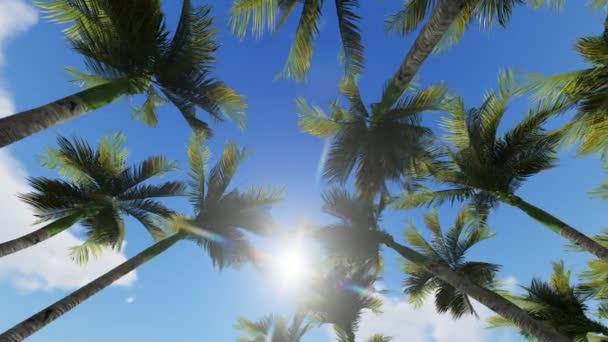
315 138 332 184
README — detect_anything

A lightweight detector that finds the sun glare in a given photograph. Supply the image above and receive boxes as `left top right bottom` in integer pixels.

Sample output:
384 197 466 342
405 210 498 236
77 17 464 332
271 233 311 293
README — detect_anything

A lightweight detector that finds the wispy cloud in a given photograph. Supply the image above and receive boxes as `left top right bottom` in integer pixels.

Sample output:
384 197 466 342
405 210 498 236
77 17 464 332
125 296 136 304
0 0 137 293
333 295 516 342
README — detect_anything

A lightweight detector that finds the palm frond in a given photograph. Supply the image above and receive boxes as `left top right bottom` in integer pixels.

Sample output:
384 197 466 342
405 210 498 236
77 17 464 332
131 87 166 127
278 0 322 81
229 0 277 39
296 97 340 137
384 0 436 35
336 0 364 77
206 142 249 204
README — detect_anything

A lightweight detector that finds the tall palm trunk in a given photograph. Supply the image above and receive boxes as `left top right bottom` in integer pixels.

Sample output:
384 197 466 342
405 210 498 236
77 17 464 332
375 232 570 342
0 213 83 258
0 233 183 342
379 0 465 109
498 192 608 260
0 79 133 148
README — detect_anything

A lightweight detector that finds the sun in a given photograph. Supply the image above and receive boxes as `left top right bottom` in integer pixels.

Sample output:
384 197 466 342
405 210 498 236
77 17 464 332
271 233 311 293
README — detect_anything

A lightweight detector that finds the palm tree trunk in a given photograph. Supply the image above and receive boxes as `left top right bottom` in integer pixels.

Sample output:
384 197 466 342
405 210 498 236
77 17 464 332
0 79 133 148
498 192 608 260
0 233 183 342
376 232 570 342
0 213 82 258
379 0 465 109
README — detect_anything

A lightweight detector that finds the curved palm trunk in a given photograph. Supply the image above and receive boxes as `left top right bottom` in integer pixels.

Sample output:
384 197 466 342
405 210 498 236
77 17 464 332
0 213 82 258
498 192 608 260
0 233 183 342
379 0 465 109
0 80 133 148
376 232 570 342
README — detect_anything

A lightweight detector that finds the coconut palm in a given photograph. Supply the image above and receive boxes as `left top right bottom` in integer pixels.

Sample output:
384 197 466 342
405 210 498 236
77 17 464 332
304 264 383 342
403 207 500 318
386 0 563 53
235 312 312 342
0 135 283 341
316 187 569 341
297 76 446 196
0 132 184 259
377 0 565 111
315 187 383 269
0 0 245 148
229 0 364 80
394 70 608 260
488 261 608 341
527 9 608 154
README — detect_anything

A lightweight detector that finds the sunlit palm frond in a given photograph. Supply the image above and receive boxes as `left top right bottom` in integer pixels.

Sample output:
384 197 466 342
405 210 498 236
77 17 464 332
296 97 341 137
131 87 166 127
229 0 278 39
338 76 368 117
206 142 249 204
380 83 448 121
278 0 322 81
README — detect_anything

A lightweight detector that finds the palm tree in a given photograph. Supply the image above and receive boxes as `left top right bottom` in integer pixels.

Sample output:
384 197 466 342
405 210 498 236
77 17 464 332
488 261 608 341
229 0 364 80
316 187 570 342
378 0 563 111
315 188 383 269
394 70 608 260
0 132 184 259
0 0 245 148
386 0 563 53
0 135 283 341
305 264 383 342
297 76 446 196
403 207 500 318
235 312 312 342
527 9 608 154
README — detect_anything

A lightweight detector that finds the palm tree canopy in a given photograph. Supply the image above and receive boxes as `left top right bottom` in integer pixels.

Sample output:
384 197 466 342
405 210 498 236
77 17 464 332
166 134 284 269
385 0 563 52
304 264 382 342
589 162 608 200
229 0 364 80
315 187 383 270
488 261 608 341
402 206 499 318
19 132 185 263
394 70 569 213
298 76 446 196
526 10 608 154
235 312 312 342
39 0 245 135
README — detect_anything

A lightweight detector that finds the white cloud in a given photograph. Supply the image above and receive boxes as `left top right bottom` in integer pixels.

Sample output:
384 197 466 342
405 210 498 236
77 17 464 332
0 0 136 293
351 295 516 342
0 0 38 65
503 276 519 292
125 296 135 304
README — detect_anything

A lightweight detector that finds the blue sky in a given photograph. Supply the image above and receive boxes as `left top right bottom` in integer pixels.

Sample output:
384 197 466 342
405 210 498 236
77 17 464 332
0 1 607 341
